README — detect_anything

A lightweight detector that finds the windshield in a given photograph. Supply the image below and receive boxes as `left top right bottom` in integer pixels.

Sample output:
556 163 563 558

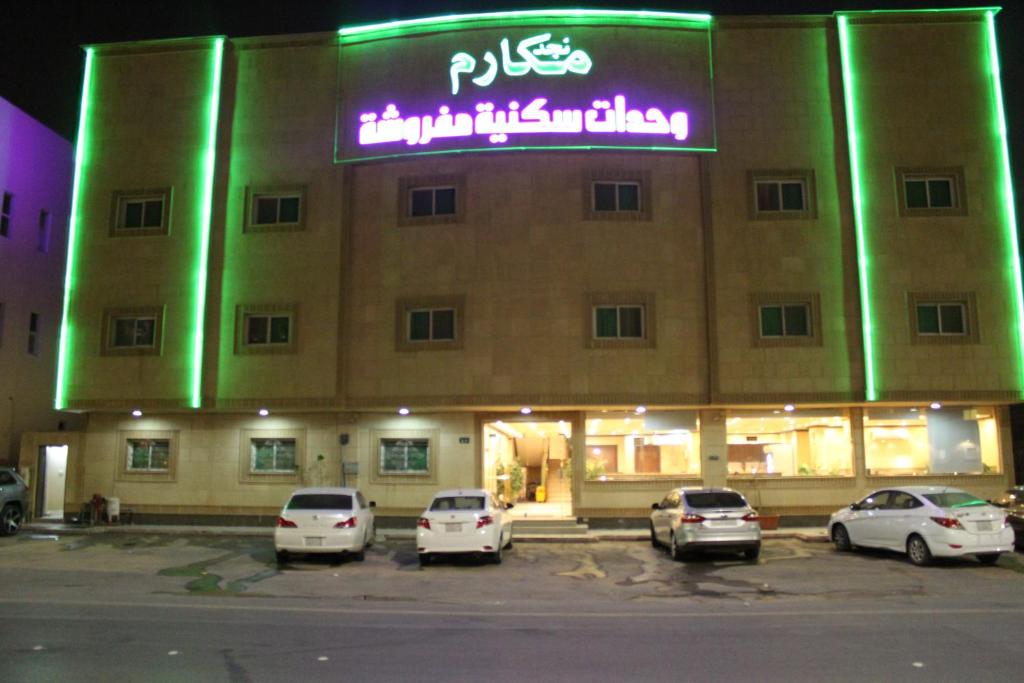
685 492 748 509
287 494 353 511
430 496 485 511
922 492 986 509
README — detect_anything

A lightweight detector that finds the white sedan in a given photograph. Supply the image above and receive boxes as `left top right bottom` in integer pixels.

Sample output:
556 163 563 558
417 489 513 566
828 486 1014 566
274 487 375 565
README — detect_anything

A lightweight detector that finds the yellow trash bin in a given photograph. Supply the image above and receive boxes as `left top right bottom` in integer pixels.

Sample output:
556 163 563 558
535 485 546 503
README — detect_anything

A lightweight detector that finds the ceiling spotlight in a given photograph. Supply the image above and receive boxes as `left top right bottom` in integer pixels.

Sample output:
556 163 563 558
398 407 410 416
520 407 532 415
258 408 269 417
635 406 647 414
783 404 795 412
929 402 942 410
131 409 142 418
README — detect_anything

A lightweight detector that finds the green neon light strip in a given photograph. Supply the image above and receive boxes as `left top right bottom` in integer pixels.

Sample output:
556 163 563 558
985 11 1024 390
190 37 224 409
836 15 878 402
336 143 717 165
339 9 711 43
55 47 95 410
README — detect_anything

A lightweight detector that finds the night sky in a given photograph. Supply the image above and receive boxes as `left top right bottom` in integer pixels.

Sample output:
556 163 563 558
3 0 1023 168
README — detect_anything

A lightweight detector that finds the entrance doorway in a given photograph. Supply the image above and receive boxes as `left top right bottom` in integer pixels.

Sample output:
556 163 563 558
483 419 572 519
36 445 68 519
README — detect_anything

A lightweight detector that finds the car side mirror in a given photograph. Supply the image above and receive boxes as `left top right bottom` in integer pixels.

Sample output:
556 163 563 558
849 502 860 511
369 501 377 508
651 503 661 510
505 503 514 510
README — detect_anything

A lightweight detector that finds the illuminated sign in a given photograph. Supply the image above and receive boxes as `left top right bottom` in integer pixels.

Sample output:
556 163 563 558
336 12 715 162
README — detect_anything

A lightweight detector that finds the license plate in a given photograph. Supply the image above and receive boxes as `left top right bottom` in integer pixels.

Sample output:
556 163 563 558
305 537 323 547
976 521 992 532
445 523 462 533
708 520 734 528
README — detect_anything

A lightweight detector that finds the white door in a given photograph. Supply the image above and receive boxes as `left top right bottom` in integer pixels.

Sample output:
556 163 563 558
43 446 68 518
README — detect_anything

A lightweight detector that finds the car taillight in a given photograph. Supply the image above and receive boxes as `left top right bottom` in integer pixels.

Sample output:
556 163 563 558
334 517 357 529
417 517 431 530
678 514 705 524
742 513 760 522
1003 515 1012 528
931 516 965 530
276 517 297 528
477 515 494 528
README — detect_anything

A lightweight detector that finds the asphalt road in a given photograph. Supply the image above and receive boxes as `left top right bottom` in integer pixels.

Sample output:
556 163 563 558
1 534 1022 682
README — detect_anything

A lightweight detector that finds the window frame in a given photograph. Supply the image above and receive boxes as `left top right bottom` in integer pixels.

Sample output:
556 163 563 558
116 430 178 482
583 169 652 221
110 188 172 237
370 429 439 484
395 296 465 351
243 186 307 233
758 303 812 339
249 437 298 474
907 292 979 344
238 429 304 484
750 293 822 347
235 303 297 354
584 292 656 349
747 170 817 221
895 167 967 217
101 306 164 356
398 175 465 226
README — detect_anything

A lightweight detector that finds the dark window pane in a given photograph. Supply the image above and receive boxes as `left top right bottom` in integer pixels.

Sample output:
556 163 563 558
756 183 779 211
618 306 643 338
939 304 965 334
431 496 484 511
114 318 136 346
928 179 953 208
278 197 300 223
781 182 805 210
124 202 143 228
434 188 456 215
431 309 455 340
149 441 170 470
410 189 434 216
1 192 10 213
255 197 278 224
143 200 163 227
618 183 640 211
135 318 155 346
593 183 616 211
129 442 150 469
905 180 928 208
274 442 296 470
409 311 431 340
917 305 940 334
760 306 784 336
685 492 747 509
270 316 290 343
246 316 269 344
288 494 353 511
595 307 618 338
783 305 809 336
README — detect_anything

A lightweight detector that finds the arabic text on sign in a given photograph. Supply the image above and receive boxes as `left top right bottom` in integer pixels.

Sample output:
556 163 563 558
450 33 593 95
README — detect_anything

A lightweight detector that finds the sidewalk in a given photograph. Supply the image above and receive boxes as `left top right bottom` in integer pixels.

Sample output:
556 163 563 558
21 521 830 544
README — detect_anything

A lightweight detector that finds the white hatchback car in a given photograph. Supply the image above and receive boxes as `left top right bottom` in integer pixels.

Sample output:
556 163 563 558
274 487 375 565
828 486 1014 566
417 489 513 566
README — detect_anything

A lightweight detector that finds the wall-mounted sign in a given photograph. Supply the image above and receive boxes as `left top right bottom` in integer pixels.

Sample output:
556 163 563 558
336 13 715 162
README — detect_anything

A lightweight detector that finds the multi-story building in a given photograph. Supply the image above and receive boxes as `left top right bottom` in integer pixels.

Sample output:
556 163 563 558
0 96 77 518
27 7 1021 525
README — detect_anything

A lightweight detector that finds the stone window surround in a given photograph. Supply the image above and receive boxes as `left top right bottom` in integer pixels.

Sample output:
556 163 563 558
235 303 298 355
115 429 178 483
101 305 165 356
584 291 656 349
582 169 653 221
395 295 465 352
243 185 307 233
746 169 817 221
750 292 823 347
109 187 173 237
907 291 980 345
398 174 466 226
895 166 967 217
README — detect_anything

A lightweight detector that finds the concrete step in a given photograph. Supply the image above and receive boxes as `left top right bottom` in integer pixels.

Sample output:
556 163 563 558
512 519 589 535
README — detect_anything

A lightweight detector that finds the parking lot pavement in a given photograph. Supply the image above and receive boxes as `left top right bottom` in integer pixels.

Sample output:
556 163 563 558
1 533 1021 610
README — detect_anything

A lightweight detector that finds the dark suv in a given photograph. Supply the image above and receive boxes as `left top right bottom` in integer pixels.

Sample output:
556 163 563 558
0 467 28 536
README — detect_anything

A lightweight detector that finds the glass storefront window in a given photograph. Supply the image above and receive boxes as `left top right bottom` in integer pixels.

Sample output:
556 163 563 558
726 409 853 476
585 410 700 480
864 406 1000 475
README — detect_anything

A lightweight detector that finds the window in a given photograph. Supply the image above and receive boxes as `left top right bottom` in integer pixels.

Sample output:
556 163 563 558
244 186 306 232
864 406 1001 475
396 296 464 351
126 439 170 472
245 313 291 346
726 409 853 477
748 170 816 220
287 494 353 511
0 302 4 348
585 410 701 480
430 495 484 511
37 210 51 252
907 292 978 344
234 304 297 354
592 181 640 212
250 438 297 473
398 175 464 225
102 306 164 356
379 438 430 475
111 189 171 236
27 312 39 355
408 308 455 342
594 305 644 339
759 304 810 338
1 191 12 237
896 167 965 216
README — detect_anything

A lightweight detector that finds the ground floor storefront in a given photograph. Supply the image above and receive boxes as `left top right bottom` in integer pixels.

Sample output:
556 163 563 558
17 404 1017 526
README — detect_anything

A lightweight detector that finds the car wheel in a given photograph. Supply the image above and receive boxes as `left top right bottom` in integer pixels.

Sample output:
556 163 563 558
275 550 289 566
0 504 22 536
353 547 366 562
831 524 852 552
649 522 659 548
670 533 685 561
418 553 432 567
504 529 513 550
367 523 376 548
492 541 504 565
743 546 761 562
976 553 1001 566
907 534 932 567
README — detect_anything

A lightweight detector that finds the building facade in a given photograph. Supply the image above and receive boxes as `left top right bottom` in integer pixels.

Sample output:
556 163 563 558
28 8 1022 524
0 96 78 518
